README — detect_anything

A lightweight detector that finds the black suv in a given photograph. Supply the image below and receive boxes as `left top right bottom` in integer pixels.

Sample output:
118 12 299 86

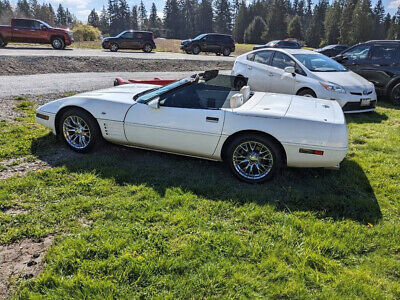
180 33 235 56
253 40 301 50
102 30 156 53
334 40 400 105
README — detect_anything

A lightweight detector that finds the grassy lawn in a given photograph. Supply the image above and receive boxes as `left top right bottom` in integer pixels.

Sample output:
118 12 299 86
0 99 399 298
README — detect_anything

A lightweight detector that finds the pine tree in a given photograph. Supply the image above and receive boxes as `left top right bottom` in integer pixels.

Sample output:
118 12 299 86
131 5 138 30
119 0 130 30
149 3 158 29
0 0 13 23
99 5 110 34
163 0 181 38
350 0 373 44
16 0 31 17
244 16 266 44
383 13 392 38
372 0 385 39
56 4 66 26
324 0 341 44
306 0 328 47
263 0 287 41
214 0 232 34
196 0 213 36
108 0 119 35
339 0 357 44
138 0 148 30
233 0 247 43
88 9 100 28
288 15 303 40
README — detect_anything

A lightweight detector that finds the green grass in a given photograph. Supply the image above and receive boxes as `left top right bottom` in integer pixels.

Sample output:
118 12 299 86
0 100 400 298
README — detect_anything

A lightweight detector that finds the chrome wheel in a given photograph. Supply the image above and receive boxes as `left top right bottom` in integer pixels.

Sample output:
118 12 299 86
110 44 118 52
232 141 273 180
144 44 152 52
63 116 91 149
52 38 63 49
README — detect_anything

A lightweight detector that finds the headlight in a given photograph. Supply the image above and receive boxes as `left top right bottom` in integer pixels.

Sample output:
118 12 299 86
320 82 346 93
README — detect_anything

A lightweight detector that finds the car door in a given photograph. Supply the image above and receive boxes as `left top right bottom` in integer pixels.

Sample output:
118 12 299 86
245 50 274 92
268 51 296 94
362 44 400 91
202 35 215 52
124 84 225 158
12 19 33 42
119 32 135 49
30 20 47 43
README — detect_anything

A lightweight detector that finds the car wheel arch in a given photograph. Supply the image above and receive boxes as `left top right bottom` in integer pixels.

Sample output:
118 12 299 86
55 106 101 136
296 87 317 97
50 35 65 43
386 77 400 96
220 130 287 165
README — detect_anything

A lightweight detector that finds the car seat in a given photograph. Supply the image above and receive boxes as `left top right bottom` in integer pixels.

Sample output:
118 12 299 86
240 86 251 102
230 93 244 108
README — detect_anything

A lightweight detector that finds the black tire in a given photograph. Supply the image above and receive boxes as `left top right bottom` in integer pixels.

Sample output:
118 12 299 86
234 77 247 90
110 43 119 52
0 36 5 47
192 45 200 55
216 52 221 56
58 108 101 153
143 43 153 53
51 37 65 50
222 47 231 56
297 88 317 98
185 49 192 54
226 134 282 183
389 82 400 106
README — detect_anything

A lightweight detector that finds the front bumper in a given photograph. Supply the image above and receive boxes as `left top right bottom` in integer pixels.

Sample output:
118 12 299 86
180 44 190 50
35 110 56 134
317 89 377 113
102 41 110 49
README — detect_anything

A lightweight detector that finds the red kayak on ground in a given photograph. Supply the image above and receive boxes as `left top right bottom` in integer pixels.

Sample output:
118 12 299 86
114 77 177 86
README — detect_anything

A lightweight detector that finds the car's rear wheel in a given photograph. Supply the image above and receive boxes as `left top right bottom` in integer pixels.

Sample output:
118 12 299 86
0 36 5 47
110 43 119 52
192 45 200 55
222 47 231 56
52 37 65 50
297 88 317 98
143 43 153 53
58 108 100 153
389 82 400 106
226 134 282 183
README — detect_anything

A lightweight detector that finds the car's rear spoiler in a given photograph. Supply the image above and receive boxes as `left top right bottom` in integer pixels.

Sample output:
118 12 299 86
114 77 177 86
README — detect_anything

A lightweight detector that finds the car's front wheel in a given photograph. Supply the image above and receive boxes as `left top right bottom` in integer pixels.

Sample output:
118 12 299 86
185 49 192 54
297 88 317 98
0 36 6 47
59 108 100 153
192 45 200 55
389 82 400 106
222 47 231 56
52 37 65 50
226 134 282 183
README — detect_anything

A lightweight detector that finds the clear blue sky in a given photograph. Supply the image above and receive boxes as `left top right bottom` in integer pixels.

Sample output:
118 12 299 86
9 0 400 22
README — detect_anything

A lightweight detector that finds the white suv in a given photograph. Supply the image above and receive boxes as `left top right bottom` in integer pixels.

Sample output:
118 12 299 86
232 48 377 113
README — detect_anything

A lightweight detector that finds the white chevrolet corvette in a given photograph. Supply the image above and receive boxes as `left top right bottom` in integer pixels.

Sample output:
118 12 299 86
35 71 348 183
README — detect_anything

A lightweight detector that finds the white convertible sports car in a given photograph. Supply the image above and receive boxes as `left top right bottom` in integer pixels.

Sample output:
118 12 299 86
35 71 348 183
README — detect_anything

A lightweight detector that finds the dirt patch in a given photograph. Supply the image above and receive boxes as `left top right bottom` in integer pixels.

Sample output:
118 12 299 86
0 56 234 76
0 236 54 299
0 157 52 180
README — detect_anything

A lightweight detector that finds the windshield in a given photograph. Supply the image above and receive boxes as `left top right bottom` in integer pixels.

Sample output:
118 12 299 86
193 34 207 40
40 20 52 28
293 53 347 72
116 31 127 37
136 78 191 103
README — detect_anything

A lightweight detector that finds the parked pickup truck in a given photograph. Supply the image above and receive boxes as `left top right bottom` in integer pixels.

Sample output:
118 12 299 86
0 18 73 49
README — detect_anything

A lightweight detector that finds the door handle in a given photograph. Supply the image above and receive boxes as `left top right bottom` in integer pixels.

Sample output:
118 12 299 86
268 73 274 76
247 66 252 70
206 116 219 123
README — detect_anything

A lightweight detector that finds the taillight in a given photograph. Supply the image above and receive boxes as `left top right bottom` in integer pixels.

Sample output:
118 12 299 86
152 34 154 40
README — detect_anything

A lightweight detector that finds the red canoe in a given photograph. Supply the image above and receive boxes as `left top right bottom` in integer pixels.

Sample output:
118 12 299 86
114 77 177 86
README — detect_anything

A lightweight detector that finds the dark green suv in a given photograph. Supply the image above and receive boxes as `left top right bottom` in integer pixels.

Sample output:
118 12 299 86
180 33 235 56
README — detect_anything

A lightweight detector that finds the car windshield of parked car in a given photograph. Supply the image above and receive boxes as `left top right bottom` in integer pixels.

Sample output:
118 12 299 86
116 31 127 38
293 53 347 72
136 78 192 103
193 34 207 40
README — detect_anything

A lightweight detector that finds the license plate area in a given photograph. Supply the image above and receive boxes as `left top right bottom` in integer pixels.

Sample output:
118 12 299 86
360 99 371 106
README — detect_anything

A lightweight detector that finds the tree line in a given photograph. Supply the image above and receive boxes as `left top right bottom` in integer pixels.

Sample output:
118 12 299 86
1 0 400 47
0 0 75 27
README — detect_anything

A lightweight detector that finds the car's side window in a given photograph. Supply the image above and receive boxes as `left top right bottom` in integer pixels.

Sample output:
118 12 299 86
159 85 202 109
32 21 41 30
254 50 273 65
122 32 134 39
271 52 296 69
343 45 371 61
14 19 30 28
247 53 255 61
370 45 399 63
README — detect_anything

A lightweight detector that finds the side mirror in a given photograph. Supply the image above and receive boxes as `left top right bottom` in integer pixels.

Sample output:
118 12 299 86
41 25 47 31
148 97 160 109
284 66 295 74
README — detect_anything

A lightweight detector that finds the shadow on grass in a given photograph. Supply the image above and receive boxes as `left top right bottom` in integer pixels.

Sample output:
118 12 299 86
345 110 388 124
32 135 381 224
3 46 73 51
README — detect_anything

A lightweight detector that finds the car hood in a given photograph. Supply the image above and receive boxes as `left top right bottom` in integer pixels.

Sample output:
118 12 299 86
313 71 373 90
235 92 345 124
